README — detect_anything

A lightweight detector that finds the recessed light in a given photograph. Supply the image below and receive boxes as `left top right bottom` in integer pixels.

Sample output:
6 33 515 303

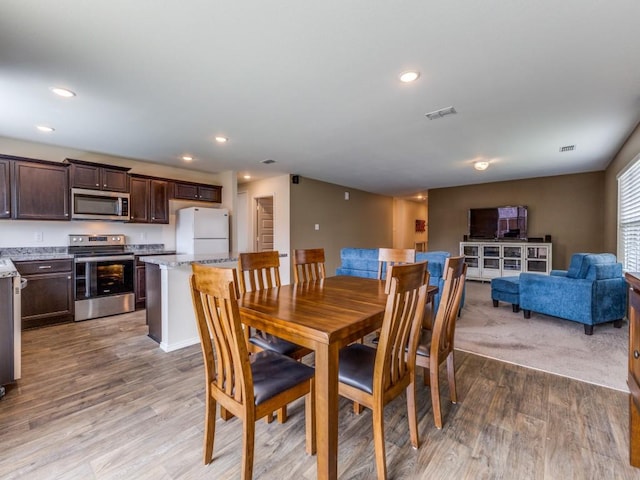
399 71 420 83
181 155 193 161
36 125 55 133
50 87 76 98
474 161 489 171
215 136 228 143
243 175 251 180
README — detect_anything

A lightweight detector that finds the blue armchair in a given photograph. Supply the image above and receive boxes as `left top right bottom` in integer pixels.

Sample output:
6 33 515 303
519 253 627 335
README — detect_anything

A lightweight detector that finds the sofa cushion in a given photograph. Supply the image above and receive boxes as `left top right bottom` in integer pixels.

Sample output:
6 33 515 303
566 253 617 279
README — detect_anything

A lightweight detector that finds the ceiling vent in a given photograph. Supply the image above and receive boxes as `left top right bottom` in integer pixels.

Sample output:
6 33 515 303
425 106 457 120
261 159 277 164
559 145 576 152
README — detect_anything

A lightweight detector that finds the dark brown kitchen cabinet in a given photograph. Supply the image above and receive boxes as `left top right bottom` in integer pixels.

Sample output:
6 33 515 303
12 160 70 220
16 259 74 329
65 158 130 192
0 158 10 219
129 175 169 224
173 181 222 203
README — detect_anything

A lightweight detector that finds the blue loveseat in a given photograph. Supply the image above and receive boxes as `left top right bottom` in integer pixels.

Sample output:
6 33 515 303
519 253 627 335
335 247 455 312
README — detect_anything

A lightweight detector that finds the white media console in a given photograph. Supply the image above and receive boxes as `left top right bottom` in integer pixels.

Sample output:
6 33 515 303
460 241 552 281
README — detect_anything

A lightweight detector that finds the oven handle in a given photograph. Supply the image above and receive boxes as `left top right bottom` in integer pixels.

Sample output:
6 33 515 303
75 255 135 263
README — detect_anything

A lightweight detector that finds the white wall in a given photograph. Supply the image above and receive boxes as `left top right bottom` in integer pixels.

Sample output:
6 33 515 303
238 174 291 283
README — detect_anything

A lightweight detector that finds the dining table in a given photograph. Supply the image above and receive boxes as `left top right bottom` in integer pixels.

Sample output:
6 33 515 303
238 275 437 479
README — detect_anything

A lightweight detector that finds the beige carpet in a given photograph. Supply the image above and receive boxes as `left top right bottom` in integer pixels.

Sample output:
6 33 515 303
455 280 629 392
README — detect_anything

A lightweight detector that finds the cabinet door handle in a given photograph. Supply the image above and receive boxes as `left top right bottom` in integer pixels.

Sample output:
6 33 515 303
96 183 99 187
39 265 52 269
635 350 640 360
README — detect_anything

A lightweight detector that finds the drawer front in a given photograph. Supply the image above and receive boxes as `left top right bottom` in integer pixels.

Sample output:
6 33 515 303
16 259 73 275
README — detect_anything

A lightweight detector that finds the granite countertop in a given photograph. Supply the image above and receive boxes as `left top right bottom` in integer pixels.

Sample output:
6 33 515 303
0 244 174 261
140 253 241 268
0 258 19 278
141 252 288 268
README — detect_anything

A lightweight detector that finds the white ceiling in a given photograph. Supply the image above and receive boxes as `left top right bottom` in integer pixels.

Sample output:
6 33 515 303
1 1 639 198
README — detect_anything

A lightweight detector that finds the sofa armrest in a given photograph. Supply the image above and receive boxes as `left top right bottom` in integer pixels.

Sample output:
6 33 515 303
550 270 568 277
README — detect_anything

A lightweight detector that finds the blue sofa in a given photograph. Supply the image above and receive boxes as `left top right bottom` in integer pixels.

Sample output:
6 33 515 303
335 248 454 312
519 253 627 335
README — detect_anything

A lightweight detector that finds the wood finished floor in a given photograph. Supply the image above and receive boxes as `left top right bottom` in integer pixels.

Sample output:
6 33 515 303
1 310 638 480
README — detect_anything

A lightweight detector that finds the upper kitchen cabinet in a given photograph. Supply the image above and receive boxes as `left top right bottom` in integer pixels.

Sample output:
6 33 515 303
64 158 130 192
173 181 222 203
129 175 169 224
0 158 10 219
12 159 70 220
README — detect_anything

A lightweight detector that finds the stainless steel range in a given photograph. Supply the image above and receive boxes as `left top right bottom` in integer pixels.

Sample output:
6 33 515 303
69 234 135 321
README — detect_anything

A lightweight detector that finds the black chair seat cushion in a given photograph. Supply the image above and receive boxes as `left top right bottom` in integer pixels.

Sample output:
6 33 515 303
415 329 432 358
338 343 376 395
251 350 314 405
250 332 304 357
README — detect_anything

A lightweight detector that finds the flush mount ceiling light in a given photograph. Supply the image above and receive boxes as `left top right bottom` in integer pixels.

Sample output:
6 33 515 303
243 175 251 179
215 136 228 143
36 125 54 133
181 155 193 161
559 144 576 152
425 106 457 120
399 71 420 83
474 161 489 171
50 87 76 98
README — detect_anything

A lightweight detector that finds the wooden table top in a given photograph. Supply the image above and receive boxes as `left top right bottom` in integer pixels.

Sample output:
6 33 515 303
239 275 389 348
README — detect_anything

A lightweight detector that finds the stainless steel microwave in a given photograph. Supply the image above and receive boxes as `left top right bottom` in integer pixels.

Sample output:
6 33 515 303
71 188 130 221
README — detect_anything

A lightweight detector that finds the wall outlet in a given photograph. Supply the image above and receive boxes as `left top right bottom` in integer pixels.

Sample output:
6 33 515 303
344 191 350 200
34 231 43 242
140 232 147 241
315 224 320 231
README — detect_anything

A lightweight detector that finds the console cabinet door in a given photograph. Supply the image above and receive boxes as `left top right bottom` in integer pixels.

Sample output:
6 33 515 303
0 159 10 219
12 161 69 220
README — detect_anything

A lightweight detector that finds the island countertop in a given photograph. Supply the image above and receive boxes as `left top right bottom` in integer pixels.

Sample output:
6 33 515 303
139 252 287 268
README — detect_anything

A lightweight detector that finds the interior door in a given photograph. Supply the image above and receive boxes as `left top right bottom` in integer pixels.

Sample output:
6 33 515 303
256 196 274 251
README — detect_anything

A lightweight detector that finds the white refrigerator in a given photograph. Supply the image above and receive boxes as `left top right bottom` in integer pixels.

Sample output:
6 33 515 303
176 207 229 254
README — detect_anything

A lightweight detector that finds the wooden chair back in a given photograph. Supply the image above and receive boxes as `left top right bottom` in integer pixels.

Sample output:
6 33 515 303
431 256 467 361
190 265 253 417
375 261 430 398
293 248 326 283
238 251 281 294
377 247 416 282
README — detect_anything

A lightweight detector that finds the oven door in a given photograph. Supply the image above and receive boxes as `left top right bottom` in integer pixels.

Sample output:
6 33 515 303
76 255 135 299
74 255 135 321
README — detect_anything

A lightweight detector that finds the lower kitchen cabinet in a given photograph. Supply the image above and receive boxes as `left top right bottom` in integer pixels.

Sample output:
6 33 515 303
135 257 146 309
15 259 74 329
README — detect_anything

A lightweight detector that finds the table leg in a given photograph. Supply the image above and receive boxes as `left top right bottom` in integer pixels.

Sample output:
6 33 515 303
315 342 340 480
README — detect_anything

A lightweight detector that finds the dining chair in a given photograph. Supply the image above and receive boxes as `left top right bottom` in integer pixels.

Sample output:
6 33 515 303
337 261 429 480
238 251 310 360
292 248 326 283
377 247 416 281
190 264 316 479
369 247 417 345
413 255 467 429
238 251 312 423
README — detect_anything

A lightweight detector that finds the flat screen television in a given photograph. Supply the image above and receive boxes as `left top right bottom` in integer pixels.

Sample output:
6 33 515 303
468 206 528 240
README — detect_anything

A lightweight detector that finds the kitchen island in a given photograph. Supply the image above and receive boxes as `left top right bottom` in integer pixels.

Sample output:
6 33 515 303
140 252 290 352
